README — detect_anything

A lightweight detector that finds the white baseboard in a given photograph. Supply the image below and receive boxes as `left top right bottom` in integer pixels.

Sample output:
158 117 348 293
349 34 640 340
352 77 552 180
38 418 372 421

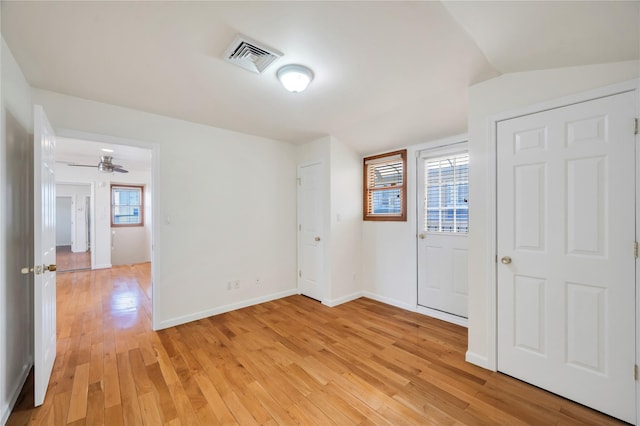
360 291 416 312
416 305 468 328
92 263 111 270
156 289 299 330
1 360 32 425
323 291 364 307
465 351 493 370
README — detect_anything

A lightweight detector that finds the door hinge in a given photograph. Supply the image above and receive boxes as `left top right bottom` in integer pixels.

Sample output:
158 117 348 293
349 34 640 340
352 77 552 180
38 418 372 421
634 241 638 258
299 270 302 278
635 118 639 135
299 224 301 231
297 177 302 186
634 364 638 380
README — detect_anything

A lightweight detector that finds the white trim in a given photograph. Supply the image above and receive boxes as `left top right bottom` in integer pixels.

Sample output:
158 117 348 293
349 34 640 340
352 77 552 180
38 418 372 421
157 289 298 330
92 263 112 270
54 128 161 330
465 351 491 370
90 182 96 270
323 291 363 307
296 160 326 302
361 291 469 328
361 291 415 312
416 140 468 159
489 79 638 124
486 79 639 380
486 115 498 371
416 305 468 327
0 359 32 425
635 81 640 426
411 133 468 157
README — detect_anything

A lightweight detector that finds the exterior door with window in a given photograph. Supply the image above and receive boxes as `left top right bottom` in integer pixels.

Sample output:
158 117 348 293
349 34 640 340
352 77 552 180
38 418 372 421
417 144 469 319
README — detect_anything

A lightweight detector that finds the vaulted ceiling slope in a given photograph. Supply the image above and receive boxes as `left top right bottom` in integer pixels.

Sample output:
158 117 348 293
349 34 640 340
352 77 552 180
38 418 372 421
2 1 638 154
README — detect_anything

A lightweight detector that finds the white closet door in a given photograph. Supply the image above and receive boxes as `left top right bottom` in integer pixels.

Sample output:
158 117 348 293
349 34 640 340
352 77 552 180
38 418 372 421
497 91 636 423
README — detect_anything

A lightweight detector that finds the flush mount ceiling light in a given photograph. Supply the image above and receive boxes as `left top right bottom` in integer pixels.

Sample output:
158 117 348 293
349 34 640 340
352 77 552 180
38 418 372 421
277 64 314 93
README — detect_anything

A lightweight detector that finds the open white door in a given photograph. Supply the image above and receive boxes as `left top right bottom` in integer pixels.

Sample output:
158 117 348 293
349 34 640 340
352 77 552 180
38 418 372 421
298 162 324 301
496 92 636 423
33 105 57 406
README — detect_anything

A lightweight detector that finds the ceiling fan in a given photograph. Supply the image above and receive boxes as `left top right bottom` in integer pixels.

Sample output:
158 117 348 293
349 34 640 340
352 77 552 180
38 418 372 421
68 155 129 173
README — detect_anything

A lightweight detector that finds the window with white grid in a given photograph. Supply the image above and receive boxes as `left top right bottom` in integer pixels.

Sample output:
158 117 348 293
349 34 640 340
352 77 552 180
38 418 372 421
424 152 469 233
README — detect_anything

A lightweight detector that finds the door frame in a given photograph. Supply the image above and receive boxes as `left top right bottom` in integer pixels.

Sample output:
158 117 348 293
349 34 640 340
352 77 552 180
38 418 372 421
415 138 469 327
484 79 639 418
54 128 162 330
55 183 92 262
296 160 326 303
55 195 73 248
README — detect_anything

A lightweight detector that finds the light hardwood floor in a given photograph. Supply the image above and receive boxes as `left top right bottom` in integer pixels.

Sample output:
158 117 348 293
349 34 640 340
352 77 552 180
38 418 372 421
8 263 624 425
55 246 91 272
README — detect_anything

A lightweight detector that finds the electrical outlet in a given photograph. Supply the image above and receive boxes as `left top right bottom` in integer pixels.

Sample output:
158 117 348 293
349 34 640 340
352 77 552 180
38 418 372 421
234 280 240 289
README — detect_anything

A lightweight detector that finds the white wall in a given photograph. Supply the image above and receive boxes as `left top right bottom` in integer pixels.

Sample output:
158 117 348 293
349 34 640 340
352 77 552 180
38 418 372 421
111 225 148 266
33 88 298 329
296 135 363 306
466 60 640 369
55 197 72 246
0 37 34 425
328 137 362 304
110 183 149 266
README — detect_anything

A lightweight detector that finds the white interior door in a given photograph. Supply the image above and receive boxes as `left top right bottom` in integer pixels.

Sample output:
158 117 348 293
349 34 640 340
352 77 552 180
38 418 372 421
33 105 57 406
417 145 469 318
298 162 324 301
497 91 636 423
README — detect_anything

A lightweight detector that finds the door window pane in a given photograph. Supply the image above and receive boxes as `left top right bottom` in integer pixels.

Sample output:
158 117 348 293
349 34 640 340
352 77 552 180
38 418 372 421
424 152 469 233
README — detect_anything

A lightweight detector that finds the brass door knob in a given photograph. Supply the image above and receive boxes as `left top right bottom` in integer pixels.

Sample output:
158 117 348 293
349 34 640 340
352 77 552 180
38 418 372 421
314 237 321 242
501 256 512 265
45 264 57 272
418 234 425 239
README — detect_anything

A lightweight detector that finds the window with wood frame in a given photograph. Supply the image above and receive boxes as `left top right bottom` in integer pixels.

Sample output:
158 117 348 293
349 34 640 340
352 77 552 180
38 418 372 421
111 185 144 227
363 149 407 221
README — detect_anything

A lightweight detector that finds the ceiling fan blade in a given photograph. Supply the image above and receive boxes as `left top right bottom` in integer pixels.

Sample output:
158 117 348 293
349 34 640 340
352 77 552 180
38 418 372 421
113 167 129 173
68 164 99 168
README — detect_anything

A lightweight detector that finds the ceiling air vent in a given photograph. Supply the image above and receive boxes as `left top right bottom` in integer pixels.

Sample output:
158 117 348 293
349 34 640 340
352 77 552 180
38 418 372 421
224 35 283 74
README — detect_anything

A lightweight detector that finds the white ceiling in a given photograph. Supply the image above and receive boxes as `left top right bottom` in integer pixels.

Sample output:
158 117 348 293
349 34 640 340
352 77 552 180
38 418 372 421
2 1 638 156
56 137 152 172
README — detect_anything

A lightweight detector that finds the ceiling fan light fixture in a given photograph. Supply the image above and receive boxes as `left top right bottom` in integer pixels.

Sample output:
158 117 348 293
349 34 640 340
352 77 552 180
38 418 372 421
277 64 314 93
98 163 113 173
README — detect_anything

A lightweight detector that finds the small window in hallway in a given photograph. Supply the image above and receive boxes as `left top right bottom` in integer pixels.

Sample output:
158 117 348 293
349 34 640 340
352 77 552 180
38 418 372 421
363 149 407 221
111 185 144 226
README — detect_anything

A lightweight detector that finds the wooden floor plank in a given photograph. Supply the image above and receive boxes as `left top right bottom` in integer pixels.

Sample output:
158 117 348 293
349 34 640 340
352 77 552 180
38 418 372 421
66 363 89 423
7 263 627 426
